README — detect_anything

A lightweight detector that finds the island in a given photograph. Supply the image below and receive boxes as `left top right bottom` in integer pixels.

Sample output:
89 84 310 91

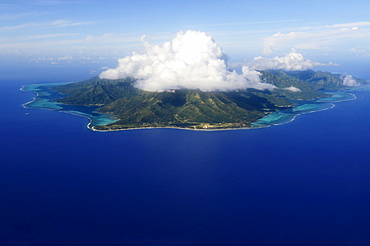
51 69 367 131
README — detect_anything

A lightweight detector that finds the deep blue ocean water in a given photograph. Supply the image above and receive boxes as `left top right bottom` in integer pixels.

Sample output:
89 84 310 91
1 79 370 245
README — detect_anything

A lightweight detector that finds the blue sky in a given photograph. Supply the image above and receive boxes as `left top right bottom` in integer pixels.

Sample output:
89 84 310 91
1 0 370 79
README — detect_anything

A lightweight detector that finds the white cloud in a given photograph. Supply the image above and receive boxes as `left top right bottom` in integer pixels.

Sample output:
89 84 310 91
349 47 370 57
0 12 51 20
263 22 370 55
284 86 301 92
189 19 299 28
100 30 275 92
326 22 370 28
0 19 90 31
343 75 360 86
34 1 88 5
30 55 97 64
30 57 55 62
57 55 73 60
51 20 91 27
0 23 40 31
0 32 142 58
246 50 336 71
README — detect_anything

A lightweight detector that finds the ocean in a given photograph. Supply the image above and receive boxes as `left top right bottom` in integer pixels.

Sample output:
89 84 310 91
1 78 370 245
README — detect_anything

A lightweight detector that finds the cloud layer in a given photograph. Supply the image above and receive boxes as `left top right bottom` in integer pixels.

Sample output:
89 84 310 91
263 22 370 56
100 30 334 92
246 50 335 71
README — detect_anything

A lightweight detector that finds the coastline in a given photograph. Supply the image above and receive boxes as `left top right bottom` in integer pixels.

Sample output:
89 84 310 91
21 83 365 133
89 103 337 132
20 85 39 108
89 124 257 132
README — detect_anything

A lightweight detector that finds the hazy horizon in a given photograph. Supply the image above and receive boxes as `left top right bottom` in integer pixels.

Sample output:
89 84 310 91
1 0 370 82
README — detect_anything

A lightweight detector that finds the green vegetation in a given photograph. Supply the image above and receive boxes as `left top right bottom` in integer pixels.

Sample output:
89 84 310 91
260 70 328 100
53 70 367 130
93 89 291 130
284 70 367 90
56 77 139 105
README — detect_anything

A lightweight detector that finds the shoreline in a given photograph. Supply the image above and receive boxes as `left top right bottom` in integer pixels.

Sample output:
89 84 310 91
88 103 337 132
20 85 39 108
21 83 364 133
88 124 260 132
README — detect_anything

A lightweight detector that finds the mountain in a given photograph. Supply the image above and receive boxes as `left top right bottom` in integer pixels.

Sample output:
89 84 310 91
283 70 367 90
54 77 140 105
53 70 366 130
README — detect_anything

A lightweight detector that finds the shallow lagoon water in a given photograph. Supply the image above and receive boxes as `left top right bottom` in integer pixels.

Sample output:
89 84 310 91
253 90 361 128
317 91 356 102
22 83 118 128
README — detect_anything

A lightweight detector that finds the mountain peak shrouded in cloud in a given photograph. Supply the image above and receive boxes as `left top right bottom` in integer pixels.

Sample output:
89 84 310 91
100 30 272 92
343 75 360 86
100 31 334 92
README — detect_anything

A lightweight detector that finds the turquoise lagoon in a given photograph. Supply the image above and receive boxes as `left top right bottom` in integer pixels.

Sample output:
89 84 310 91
22 83 118 128
252 91 358 128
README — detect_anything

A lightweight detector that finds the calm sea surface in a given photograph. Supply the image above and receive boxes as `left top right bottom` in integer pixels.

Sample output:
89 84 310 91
1 79 370 245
